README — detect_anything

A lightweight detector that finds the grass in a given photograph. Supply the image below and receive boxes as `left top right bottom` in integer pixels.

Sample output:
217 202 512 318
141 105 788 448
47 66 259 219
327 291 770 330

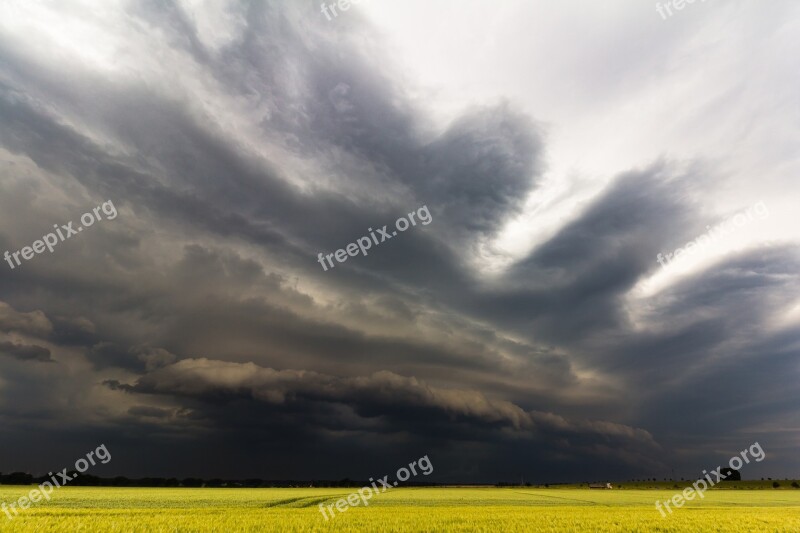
0 486 799 531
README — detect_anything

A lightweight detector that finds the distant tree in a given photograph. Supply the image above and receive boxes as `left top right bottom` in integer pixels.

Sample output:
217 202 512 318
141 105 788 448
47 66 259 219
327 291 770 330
773 481 781 488
2 472 33 485
139 478 161 487
791 481 799 488
71 474 101 486
720 467 741 481
182 478 203 487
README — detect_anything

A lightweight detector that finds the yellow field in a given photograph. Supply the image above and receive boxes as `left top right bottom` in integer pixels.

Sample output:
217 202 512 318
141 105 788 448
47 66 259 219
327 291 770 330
1 486 799 532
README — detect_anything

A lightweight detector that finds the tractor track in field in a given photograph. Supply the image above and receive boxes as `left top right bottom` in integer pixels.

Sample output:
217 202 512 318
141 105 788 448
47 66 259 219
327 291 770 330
263 495 350 509
514 491 613 507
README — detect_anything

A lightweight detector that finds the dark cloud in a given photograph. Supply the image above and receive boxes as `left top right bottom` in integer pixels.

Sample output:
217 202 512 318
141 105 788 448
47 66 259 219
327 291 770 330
0 301 52 336
127 405 179 419
417 103 544 239
0 340 52 362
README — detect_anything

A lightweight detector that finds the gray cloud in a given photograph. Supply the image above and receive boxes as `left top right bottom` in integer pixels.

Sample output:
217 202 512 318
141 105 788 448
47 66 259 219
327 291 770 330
123 357 644 439
0 301 52 337
0 340 52 362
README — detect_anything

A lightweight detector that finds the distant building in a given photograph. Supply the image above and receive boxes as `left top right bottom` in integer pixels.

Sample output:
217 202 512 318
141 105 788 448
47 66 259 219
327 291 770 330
589 483 613 489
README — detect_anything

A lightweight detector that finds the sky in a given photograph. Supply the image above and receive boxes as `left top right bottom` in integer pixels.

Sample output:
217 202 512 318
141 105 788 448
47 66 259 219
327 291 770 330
0 0 798 483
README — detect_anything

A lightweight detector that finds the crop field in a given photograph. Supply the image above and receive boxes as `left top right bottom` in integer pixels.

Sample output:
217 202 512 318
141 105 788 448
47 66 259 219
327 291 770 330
1 486 800 532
